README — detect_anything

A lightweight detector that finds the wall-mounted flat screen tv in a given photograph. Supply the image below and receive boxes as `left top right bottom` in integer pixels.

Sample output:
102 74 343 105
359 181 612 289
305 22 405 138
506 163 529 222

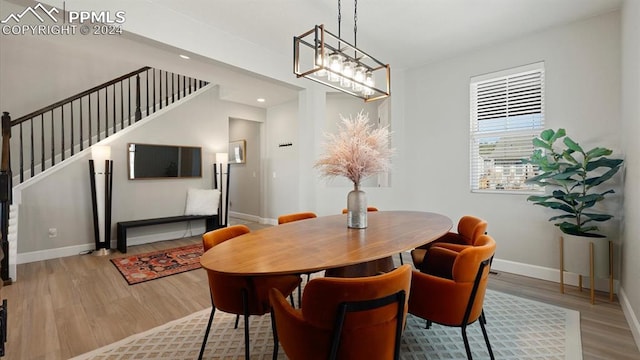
128 143 202 179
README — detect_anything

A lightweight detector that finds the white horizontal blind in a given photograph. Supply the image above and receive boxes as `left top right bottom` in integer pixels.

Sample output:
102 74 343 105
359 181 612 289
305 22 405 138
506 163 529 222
470 62 545 192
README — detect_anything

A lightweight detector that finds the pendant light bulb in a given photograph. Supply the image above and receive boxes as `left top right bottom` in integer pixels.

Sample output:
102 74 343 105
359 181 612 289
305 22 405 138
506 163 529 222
353 66 365 91
328 53 343 82
315 48 328 77
362 71 375 96
341 60 355 87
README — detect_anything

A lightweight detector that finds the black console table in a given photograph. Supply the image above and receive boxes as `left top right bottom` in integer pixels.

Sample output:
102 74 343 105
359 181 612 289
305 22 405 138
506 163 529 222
116 214 219 253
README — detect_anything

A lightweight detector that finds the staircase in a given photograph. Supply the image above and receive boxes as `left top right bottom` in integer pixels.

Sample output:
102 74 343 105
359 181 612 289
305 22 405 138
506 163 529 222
0 66 209 283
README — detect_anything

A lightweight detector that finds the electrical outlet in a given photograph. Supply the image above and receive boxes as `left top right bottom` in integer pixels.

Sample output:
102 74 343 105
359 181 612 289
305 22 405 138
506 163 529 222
48 228 57 238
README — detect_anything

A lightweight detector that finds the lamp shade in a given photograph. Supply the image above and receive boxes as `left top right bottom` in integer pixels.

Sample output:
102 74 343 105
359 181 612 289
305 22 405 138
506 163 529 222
216 152 228 165
91 145 111 173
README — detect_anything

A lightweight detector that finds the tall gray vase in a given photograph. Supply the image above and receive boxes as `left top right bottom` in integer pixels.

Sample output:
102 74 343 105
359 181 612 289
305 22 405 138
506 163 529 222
347 184 367 229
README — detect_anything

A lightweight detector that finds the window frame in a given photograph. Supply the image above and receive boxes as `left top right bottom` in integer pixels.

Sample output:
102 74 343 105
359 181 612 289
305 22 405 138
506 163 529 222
469 62 545 194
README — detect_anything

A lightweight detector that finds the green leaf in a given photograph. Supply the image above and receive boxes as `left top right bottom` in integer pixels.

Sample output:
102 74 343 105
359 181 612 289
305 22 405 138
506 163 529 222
535 201 574 214
562 151 579 164
548 214 576 221
550 128 566 143
557 222 599 235
527 195 552 202
558 222 581 234
551 189 568 197
552 170 581 180
532 137 552 150
582 213 613 222
586 147 612 160
585 158 623 172
524 172 555 184
551 190 576 206
575 194 603 203
585 166 622 187
540 129 555 142
563 137 584 153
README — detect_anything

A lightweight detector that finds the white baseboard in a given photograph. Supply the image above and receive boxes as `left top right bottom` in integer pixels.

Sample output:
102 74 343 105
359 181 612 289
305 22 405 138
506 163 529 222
619 287 640 352
229 211 276 225
16 228 206 264
492 258 619 293
17 243 97 264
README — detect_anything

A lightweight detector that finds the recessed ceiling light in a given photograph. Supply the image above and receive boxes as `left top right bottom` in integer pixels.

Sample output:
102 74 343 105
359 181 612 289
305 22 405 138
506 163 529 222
179 54 190 60
257 98 266 103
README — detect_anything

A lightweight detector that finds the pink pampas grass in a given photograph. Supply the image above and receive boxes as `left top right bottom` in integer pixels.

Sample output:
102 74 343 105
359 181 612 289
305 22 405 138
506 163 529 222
315 110 392 186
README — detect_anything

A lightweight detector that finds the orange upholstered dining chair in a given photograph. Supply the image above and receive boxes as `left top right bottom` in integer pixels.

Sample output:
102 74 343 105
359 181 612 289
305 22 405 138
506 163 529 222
278 211 318 224
198 225 301 360
269 264 412 360
277 211 318 306
411 215 488 270
408 234 496 360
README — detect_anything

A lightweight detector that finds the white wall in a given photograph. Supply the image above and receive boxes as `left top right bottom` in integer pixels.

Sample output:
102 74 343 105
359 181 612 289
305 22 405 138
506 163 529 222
620 0 640 344
403 12 623 271
264 100 300 220
324 93 381 189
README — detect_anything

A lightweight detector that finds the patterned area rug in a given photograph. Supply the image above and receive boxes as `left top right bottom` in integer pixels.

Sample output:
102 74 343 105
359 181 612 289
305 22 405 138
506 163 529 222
71 289 582 359
110 244 203 285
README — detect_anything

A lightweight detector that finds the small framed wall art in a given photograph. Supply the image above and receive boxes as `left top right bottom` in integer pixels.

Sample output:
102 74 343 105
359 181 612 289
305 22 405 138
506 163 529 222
229 140 246 164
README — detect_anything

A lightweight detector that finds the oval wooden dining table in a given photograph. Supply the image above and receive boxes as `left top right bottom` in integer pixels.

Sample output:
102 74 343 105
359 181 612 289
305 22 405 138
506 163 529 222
200 210 452 277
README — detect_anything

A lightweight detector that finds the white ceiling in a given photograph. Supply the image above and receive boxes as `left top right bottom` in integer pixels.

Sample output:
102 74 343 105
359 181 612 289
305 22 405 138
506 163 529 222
149 0 622 70
140 0 621 108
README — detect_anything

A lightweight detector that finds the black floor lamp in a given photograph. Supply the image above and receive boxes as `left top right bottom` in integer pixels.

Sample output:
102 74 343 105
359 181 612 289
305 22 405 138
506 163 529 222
89 145 113 256
213 153 230 227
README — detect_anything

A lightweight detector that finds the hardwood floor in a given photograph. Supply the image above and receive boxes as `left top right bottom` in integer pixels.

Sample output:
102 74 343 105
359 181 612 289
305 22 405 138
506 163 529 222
1 220 638 359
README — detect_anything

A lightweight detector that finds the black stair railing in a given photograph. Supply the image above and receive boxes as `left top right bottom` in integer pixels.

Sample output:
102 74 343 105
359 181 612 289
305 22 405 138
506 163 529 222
5 66 208 184
0 66 209 283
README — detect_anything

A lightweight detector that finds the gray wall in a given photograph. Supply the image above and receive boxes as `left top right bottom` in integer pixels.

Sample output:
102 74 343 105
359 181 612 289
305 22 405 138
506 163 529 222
620 0 640 338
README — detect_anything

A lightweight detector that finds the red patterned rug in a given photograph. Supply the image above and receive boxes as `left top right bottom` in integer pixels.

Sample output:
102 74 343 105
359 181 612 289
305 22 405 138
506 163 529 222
110 244 204 285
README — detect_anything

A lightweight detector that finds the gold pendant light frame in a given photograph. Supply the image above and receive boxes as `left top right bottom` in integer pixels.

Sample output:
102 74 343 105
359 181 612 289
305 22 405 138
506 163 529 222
293 24 390 102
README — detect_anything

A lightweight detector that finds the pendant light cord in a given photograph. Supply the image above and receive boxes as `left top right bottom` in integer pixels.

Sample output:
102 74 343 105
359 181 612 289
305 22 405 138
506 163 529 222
338 0 342 49
354 0 358 49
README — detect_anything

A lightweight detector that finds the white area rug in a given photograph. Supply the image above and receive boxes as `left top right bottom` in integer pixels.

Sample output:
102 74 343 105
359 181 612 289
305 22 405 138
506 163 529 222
72 289 581 360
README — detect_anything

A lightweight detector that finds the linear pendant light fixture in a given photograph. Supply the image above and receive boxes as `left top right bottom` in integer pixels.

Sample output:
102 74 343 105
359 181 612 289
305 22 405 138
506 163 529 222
293 0 390 102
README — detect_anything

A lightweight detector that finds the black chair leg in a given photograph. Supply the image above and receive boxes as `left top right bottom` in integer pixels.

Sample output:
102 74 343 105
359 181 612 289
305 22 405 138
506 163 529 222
479 317 495 360
480 309 487 325
242 290 250 360
270 308 279 360
461 325 473 360
198 307 216 360
234 314 240 329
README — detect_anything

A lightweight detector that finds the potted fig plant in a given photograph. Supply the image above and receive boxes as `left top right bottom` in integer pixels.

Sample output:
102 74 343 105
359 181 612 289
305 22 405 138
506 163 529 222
524 128 623 280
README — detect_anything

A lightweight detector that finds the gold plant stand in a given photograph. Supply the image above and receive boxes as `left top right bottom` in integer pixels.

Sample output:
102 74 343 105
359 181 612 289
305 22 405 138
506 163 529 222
559 236 614 304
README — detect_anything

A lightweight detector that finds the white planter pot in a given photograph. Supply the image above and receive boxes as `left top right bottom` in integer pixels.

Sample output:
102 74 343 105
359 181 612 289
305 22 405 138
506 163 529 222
562 234 610 278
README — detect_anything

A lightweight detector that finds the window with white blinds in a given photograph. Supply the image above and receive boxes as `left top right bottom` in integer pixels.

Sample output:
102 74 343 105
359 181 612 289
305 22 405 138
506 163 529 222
470 62 545 193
